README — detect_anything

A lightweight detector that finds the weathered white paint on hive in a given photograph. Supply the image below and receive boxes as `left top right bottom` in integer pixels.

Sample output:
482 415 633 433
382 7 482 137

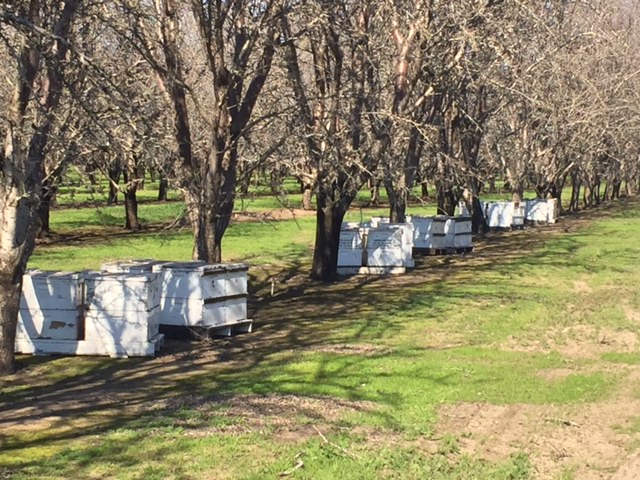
20 270 83 311
512 204 526 227
17 308 80 341
18 271 84 342
83 272 161 345
14 336 163 358
452 217 473 248
338 228 364 268
158 262 250 328
15 270 164 357
84 307 161 344
160 263 248 300
431 217 449 249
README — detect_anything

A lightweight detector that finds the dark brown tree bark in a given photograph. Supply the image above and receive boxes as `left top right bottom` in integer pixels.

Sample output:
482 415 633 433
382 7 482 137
311 191 348 282
123 167 141 230
157 172 168 201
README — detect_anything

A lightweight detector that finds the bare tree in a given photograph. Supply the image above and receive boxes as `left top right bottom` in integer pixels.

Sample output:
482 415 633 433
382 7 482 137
0 0 81 374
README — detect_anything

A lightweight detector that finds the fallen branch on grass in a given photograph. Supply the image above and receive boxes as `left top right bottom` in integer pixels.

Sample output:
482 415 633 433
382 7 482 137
279 453 304 477
312 425 362 460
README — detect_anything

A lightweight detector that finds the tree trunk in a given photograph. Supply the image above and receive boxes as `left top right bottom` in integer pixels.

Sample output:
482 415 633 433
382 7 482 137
301 182 314 210
311 191 347 282
36 180 56 238
107 159 121 205
192 148 237 263
436 184 457 216
571 179 581 212
124 190 140 230
388 186 407 223
370 179 381 205
0 274 23 375
0 0 79 375
420 181 429 200
158 173 168 201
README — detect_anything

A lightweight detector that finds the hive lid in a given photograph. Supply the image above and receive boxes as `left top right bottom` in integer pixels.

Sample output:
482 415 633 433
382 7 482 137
83 271 158 282
160 262 249 273
23 270 84 280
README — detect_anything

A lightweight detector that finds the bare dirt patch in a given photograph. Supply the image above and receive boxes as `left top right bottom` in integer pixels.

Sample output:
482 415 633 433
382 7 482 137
147 393 376 442
437 400 639 479
502 325 639 359
435 366 640 479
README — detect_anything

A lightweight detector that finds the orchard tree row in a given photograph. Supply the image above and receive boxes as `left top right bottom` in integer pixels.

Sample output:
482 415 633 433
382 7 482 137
1 0 639 373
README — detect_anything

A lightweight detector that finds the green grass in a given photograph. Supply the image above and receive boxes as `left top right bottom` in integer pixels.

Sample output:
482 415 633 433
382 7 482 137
4 198 640 478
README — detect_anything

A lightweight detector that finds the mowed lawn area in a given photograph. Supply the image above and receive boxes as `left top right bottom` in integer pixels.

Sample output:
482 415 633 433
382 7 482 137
2 197 640 479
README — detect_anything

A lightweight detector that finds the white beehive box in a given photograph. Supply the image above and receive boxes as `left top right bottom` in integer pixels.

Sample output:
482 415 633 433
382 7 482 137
512 204 526 228
338 227 365 268
525 198 558 224
366 227 405 268
18 308 81 341
452 216 473 248
408 216 435 250
160 262 248 301
159 262 249 328
85 272 161 313
18 271 84 341
16 270 164 358
431 216 450 249
83 272 161 344
161 297 247 328
484 201 514 229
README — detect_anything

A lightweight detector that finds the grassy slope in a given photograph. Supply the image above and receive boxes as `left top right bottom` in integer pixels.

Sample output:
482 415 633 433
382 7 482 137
2 199 640 479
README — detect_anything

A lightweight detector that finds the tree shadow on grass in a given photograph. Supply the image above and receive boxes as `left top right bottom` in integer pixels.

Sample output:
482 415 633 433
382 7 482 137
1 197 639 471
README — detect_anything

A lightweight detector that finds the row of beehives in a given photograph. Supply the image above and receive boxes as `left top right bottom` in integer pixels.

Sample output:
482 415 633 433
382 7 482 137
337 215 473 275
15 260 250 358
457 198 558 229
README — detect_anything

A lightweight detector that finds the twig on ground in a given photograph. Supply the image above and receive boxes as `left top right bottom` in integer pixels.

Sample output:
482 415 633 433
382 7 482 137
279 452 304 477
312 425 362 459
544 417 580 428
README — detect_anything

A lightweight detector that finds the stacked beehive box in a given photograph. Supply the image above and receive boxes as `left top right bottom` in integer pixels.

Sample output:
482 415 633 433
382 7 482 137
451 216 473 249
483 201 515 229
16 271 84 346
159 262 251 335
83 272 163 357
408 216 473 254
338 221 414 275
15 269 164 358
365 225 411 274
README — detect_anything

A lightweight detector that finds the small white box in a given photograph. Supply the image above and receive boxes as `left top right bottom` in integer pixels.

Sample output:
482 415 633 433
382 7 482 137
84 272 161 313
20 271 83 311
